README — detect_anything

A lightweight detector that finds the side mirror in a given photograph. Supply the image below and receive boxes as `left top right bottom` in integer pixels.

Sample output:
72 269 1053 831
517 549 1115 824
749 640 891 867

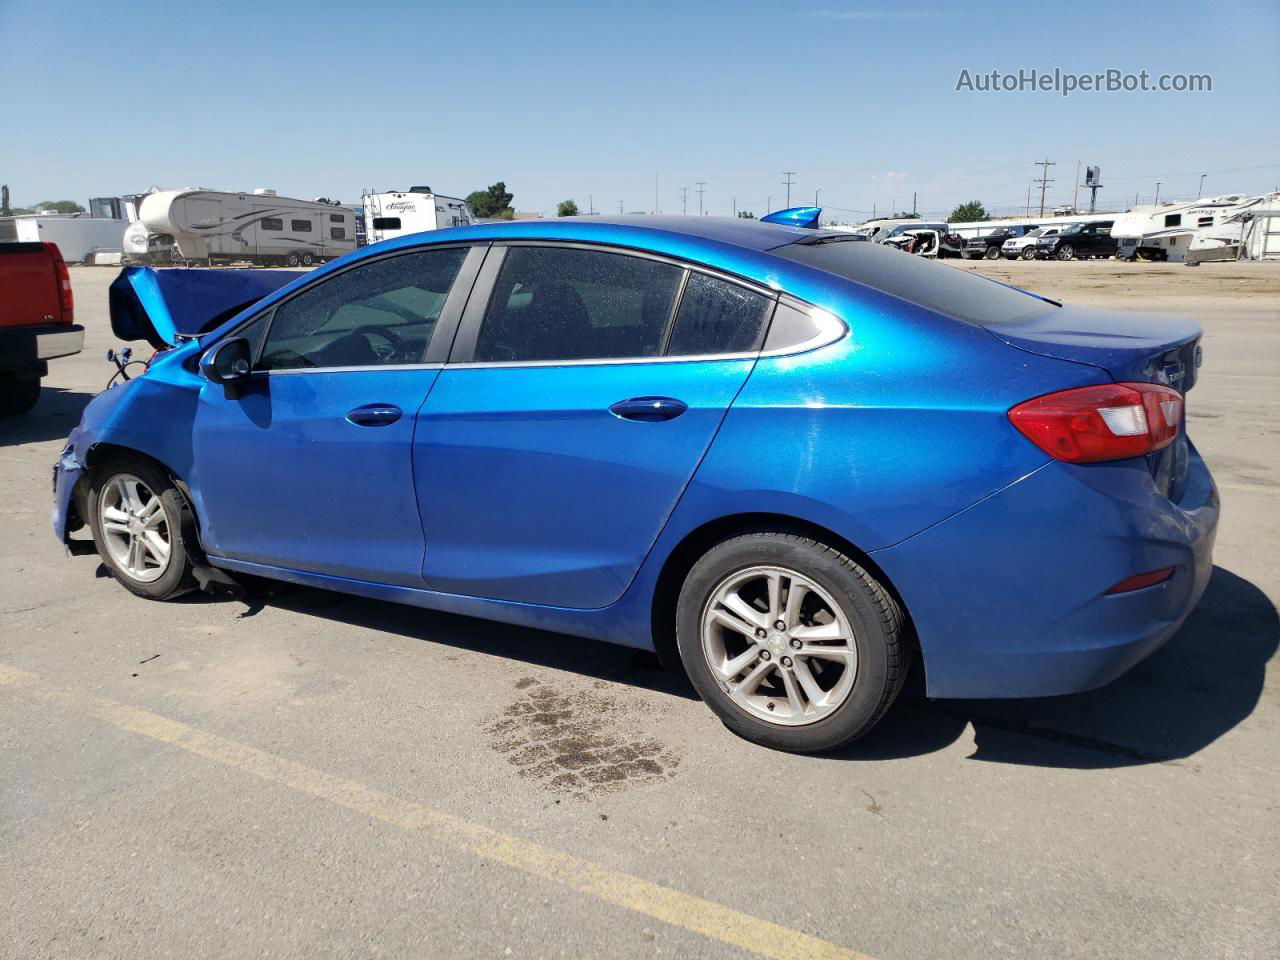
199 337 253 398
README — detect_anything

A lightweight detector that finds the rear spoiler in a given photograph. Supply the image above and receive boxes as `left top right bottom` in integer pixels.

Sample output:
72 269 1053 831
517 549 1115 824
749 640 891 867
108 267 298 349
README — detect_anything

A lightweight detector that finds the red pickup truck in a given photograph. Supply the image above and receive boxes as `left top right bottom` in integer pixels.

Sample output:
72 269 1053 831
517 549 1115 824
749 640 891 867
0 241 84 414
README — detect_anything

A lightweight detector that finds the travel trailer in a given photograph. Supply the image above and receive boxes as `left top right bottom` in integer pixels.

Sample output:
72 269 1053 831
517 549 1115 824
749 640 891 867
137 189 357 265
1185 193 1280 263
362 187 474 245
0 197 134 263
1111 194 1270 262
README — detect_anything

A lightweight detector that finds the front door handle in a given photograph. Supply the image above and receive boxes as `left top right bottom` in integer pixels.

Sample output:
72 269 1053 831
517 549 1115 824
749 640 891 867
346 403 403 427
608 396 688 422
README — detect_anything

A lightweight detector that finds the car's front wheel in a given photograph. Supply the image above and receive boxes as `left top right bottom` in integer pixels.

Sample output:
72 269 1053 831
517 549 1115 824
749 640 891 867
88 457 196 600
1055 244 1076 261
676 532 908 752
1020 245 1037 260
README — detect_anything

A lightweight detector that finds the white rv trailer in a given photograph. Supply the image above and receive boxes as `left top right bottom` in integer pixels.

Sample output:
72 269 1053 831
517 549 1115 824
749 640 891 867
1185 193 1280 263
1111 194 1268 262
362 187 475 245
0 211 127 263
138 189 357 265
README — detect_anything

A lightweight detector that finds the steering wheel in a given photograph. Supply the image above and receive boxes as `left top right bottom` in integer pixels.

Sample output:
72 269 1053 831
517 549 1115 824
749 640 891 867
350 324 410 363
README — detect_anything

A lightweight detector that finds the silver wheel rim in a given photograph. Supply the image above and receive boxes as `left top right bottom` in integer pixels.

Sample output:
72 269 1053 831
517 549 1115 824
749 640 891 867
700 565 858 727
98 474 171 583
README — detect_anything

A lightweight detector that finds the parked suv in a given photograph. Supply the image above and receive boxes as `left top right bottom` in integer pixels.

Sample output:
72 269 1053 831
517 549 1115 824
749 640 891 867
1038 221 1117 260
962 225 1033 260
1002 226 1067 260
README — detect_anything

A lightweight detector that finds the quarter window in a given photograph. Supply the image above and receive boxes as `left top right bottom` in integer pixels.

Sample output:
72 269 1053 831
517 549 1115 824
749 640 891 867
260 217 283 231
291 219 313 233
474 247 682 362
667 273 771 355
372 217 402 230
257 247 467 370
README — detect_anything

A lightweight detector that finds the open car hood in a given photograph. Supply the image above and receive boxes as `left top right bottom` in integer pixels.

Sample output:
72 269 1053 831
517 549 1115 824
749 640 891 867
108 267 298 349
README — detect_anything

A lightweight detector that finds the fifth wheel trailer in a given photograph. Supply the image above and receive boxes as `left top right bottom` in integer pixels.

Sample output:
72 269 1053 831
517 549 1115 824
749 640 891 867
138 190 356 265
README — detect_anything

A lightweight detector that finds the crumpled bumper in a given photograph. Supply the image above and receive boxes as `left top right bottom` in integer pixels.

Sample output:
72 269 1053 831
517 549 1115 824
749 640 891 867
51 433 87 544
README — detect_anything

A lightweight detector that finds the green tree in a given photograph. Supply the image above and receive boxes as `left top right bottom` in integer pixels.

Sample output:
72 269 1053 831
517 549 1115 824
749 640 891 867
36 200 86 214
556 199 579 217
947 201 988 223
736 210 755 219
466 182 514 219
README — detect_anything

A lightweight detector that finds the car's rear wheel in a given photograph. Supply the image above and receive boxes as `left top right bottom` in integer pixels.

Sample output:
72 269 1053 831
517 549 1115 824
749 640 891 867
1056 244 1076 261
983 245 1000 260
88 457 196 600
676 532 908 752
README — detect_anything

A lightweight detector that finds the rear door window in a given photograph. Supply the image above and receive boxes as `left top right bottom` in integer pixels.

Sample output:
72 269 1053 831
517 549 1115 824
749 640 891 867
666 273 772 355
473 246 682 362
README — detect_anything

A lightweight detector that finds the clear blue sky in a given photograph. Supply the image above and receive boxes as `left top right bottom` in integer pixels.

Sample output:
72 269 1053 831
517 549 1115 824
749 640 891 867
2 0 1277 219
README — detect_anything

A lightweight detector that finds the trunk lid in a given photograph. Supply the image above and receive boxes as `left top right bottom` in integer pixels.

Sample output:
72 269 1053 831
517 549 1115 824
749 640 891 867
984 305 1202 500
108 266 298 349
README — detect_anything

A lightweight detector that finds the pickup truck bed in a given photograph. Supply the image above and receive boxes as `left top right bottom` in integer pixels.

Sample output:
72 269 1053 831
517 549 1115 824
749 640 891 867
0 242 84 414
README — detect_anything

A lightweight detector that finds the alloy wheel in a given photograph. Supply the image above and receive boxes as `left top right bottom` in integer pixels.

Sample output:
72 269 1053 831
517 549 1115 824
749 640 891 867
98 474 172 583
700 565 858 726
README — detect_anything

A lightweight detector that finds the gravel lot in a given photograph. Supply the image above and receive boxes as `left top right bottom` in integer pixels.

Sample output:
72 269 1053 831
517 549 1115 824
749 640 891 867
2 259 1277 960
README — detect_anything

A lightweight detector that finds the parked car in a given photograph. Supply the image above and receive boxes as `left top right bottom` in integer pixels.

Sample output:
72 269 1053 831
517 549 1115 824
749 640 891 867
53 214 1217 752
1037 220 1117 260
962 225 1033 260
1002 225 1068 260
0 241 83 414
875 222 964 259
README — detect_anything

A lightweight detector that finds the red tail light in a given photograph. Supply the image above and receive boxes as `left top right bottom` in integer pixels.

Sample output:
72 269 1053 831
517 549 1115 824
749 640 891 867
44 243 74 324
1009 382 1182 463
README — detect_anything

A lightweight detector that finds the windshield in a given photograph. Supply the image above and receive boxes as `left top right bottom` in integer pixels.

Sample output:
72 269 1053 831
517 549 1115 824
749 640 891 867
1027 227 1046 238
774 237 1057 325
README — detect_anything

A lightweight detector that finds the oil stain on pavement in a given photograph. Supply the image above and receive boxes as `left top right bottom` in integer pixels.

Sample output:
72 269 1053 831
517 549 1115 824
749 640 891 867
487 678 680 795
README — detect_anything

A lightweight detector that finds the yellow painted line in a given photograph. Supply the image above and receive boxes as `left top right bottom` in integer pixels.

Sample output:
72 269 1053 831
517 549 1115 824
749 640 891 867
0 661 875 960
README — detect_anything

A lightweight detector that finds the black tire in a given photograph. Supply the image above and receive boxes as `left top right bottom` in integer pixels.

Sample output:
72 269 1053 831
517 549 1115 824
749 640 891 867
0 373 41 415
286 252 301 267
676 532 909 753
301 253 314 266
983 245 1000 260
87 456 196 600
1020 246 1037 261
1055 244 1075 261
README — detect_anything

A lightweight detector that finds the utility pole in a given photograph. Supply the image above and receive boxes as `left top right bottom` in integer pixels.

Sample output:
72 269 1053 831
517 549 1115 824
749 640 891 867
1073 160 1081 211
732 195 736 218
1154 181 1162 206
619 200 624 214
814 188 821 207
681 187 689 215
696 182 706 216
783 171 796 208
766 195 773 214
1035 158 1056 217
1026 183 1032 217
1198 174 1206 199
912 191 917 215
588 194 594 215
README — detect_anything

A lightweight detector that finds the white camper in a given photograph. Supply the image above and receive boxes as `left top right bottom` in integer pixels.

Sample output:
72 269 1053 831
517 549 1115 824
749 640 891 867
1185 193 1280 263
138 189 357 265
0 209 127 263
363 187 474 245
1112 195 1267 262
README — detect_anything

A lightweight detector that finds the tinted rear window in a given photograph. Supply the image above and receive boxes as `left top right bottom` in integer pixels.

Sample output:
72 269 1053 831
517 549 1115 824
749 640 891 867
773 238 1055 325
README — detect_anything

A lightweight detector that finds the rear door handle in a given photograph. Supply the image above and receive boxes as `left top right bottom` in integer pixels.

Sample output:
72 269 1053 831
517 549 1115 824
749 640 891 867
346 403 403 427
609 396 688 422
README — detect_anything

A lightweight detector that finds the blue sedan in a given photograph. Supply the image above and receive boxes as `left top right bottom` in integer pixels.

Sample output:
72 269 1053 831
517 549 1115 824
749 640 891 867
52 210 1218 751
